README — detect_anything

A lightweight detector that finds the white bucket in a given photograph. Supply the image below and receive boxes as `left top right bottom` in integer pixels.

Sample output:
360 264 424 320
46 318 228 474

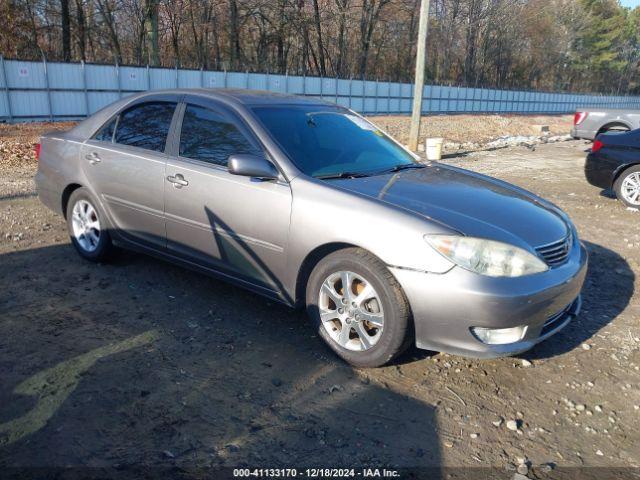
425 137 444 161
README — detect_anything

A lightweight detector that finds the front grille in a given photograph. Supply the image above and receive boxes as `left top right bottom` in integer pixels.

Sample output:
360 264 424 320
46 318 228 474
535 234 572 267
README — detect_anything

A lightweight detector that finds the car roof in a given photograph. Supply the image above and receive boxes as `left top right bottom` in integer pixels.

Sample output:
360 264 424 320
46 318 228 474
65 88 340 141
146 88 337 108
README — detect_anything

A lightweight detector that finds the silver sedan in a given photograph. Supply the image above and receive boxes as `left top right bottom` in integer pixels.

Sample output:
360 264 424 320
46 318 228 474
35 89 588 367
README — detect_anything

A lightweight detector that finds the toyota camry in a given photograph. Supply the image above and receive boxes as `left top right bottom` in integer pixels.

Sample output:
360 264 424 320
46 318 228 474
35 89 588 367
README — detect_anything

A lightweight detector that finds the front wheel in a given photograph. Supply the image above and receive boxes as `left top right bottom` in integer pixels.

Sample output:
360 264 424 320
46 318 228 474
614 165 640 209
66 188 114 262
306 248 412 367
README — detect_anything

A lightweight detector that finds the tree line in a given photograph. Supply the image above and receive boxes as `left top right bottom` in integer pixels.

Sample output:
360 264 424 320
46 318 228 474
1 0 639 94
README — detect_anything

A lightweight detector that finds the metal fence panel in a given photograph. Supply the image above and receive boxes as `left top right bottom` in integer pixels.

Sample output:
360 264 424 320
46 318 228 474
85 64 118 90
5 60 46 89
50 91 85 116
10 90 49 117
88 91 120 114
2 57 640 122
48 62 83 89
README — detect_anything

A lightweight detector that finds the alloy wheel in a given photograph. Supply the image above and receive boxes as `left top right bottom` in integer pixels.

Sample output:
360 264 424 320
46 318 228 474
317 270 384 351
71 199 101 252
621 172 640 206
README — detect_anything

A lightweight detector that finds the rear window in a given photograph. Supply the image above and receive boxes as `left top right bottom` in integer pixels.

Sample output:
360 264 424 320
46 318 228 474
114 102 177 152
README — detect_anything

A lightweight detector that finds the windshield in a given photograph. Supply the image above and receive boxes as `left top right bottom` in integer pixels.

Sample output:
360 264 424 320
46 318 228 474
252 105 419 178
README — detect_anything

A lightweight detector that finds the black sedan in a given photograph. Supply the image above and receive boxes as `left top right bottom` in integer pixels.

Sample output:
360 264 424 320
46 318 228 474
585 129 640 208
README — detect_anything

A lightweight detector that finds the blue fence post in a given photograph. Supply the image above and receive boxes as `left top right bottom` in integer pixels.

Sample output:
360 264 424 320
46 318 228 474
175 62 179 88
245 70 249 89
335 76 338 105
361 76 365 114
223 69 227 88
42 55 54 121
285 70 289 94
472 85 477 113
409 82 414 116
461 85 466 112
115 61 122 98
200 66 204 88
387 80 391 114
348 77 352 109
0 55 13 122
146 64 150 91
374 78 378 114
81 60 89 117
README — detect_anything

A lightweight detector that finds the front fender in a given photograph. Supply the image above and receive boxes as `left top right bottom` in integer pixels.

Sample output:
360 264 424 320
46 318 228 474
284 177 456 299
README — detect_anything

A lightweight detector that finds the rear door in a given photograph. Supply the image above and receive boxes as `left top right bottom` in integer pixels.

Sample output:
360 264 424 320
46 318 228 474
81 97 180 248
164 97 292 297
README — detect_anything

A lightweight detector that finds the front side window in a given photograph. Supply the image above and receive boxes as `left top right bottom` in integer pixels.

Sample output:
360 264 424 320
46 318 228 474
93 117 116 142
252 105 418 178
179 104 261 166
114 102 177 152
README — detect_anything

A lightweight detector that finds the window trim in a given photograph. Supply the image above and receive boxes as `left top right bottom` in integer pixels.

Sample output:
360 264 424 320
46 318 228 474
91 114 118 143
113 100 180 154
173 99 265 171
87 94 183 155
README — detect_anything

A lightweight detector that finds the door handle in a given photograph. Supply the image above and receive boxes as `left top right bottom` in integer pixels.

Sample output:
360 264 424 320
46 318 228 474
167 173 189 188
85 152 101 165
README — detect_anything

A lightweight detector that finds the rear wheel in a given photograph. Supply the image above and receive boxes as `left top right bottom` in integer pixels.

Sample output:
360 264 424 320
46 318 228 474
306 248 412 367
614 165 640 208
66 188 114 261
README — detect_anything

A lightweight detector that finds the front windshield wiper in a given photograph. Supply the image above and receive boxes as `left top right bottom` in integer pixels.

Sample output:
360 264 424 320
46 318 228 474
316 171 372 180
380 163 426 174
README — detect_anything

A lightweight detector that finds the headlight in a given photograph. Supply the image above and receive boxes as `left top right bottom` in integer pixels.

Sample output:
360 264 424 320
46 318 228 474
424 235 549 277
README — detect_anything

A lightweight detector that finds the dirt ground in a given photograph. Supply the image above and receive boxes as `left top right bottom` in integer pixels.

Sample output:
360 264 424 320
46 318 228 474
0 121 638 477
371 114 573 146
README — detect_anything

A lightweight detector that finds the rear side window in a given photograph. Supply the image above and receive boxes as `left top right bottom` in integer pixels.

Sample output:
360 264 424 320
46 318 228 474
93 117 116 142
179 104 261 166
114 102 177 152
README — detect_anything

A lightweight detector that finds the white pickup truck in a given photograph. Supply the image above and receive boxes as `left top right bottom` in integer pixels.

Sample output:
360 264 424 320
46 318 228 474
571 109 640 140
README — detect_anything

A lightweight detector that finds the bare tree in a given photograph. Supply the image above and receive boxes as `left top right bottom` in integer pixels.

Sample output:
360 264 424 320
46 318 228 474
358 0 390 77
61 0 72 60
2 0 638 94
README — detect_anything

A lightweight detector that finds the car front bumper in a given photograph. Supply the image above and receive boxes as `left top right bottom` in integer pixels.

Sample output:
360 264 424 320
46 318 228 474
390 241 588 358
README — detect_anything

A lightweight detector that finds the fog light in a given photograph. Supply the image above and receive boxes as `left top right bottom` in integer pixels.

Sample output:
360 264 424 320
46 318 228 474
471 325 528 345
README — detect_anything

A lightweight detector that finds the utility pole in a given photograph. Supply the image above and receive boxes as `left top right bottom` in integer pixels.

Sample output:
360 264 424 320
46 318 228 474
408 0 431 152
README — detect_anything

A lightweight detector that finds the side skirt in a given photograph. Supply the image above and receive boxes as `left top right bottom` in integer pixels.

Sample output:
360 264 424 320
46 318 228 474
111 236 295 308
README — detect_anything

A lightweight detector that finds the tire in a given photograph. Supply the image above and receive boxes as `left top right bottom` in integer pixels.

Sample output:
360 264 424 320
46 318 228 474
306 248 412 367
614 165 640 209
66 187 114 262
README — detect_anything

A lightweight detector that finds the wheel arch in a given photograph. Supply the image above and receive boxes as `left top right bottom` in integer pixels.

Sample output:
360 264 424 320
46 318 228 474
61 183 83 219
597 121 632 136
294 242 365 308
612 162 640 188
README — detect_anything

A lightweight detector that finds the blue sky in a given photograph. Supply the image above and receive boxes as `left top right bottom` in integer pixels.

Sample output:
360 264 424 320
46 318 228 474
620 0 640 8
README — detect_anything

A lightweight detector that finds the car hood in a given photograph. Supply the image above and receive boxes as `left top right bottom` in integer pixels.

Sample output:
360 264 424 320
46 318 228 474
330 164 569 249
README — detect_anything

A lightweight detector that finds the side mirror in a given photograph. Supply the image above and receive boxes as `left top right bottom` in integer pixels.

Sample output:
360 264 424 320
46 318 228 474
228 154 279 180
